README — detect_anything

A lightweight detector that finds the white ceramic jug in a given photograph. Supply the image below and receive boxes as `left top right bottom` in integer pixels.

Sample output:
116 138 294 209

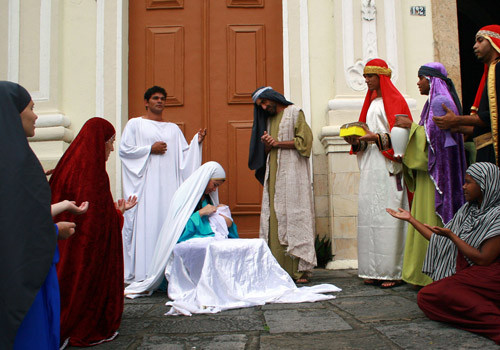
391 126 410 157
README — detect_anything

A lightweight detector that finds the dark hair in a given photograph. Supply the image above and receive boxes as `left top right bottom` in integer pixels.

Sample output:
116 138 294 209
144 86 167 101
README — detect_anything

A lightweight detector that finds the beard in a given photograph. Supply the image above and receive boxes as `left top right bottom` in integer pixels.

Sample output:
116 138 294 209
264 103 278 116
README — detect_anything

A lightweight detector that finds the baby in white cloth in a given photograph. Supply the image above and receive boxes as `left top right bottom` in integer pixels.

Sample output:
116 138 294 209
208 205 233 240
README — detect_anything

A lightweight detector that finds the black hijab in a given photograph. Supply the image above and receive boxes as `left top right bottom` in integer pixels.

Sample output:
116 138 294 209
248 87 293 184
0 81 56 348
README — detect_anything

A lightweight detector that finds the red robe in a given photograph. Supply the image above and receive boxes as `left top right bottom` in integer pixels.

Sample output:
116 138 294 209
418 252 500 344
50 118 124 347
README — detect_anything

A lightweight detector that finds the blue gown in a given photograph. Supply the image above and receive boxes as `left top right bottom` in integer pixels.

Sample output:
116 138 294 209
14 226 60 350
177 197 238 243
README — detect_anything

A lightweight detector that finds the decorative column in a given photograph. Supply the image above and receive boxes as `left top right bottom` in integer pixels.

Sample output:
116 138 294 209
5 0 73 170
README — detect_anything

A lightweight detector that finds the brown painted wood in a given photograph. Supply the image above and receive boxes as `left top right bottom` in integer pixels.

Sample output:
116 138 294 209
129 1 284 237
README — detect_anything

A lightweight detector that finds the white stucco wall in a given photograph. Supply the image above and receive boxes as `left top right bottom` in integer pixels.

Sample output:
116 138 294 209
401 0 435 120
1 0 127 198
59 0 97 133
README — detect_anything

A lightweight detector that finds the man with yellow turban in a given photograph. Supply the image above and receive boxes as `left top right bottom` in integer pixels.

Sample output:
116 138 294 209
344 58 412 288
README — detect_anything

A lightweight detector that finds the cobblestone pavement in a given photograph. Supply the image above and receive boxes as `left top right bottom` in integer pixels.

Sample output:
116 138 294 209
69 269 499 349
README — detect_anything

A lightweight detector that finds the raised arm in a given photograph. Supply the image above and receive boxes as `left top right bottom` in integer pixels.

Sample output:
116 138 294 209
386 208 434 240
51 200 89 217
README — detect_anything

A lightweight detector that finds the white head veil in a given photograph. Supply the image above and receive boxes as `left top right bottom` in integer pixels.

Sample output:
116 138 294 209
125 161 226 297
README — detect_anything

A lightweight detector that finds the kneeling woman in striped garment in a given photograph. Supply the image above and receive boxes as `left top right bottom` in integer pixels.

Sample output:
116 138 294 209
387 162 500 344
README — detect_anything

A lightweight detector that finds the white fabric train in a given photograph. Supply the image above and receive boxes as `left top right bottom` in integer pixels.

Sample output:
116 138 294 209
166 237 341 316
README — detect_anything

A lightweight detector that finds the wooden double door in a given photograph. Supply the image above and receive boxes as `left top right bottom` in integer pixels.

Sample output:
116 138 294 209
129 0 284 237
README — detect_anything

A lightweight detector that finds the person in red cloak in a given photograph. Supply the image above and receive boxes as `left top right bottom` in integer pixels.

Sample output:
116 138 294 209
344 58 413 288
50 117 137 347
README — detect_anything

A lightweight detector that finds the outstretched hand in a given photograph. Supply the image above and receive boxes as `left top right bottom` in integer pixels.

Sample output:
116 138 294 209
51 200 89 217
433 104 457 130
386 207 412 222
115 195 138 213
66 200 89 215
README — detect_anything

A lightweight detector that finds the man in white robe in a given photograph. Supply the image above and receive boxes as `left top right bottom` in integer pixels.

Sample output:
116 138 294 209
120 86 206 282
344 59 411 288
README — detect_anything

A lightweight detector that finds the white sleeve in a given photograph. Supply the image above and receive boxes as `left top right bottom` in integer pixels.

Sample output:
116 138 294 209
178 131 202 181
119 120 151 178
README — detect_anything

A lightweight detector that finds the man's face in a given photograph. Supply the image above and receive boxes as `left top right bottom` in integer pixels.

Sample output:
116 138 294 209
256 98 278 116
473 36 496 63
145 92 166 114
363 74 380 92
417 75 430 96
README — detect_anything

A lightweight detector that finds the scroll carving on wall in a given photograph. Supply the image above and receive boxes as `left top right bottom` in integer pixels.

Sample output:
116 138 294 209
343 0 398 91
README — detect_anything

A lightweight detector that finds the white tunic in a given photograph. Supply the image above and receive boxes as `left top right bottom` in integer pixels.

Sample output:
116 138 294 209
357 98 408 280
119 117 202 282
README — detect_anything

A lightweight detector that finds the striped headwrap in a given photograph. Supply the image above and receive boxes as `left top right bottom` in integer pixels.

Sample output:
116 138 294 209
422 162 500 281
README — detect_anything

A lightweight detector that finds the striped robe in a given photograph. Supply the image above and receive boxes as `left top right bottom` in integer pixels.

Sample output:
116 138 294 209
422 162 500 281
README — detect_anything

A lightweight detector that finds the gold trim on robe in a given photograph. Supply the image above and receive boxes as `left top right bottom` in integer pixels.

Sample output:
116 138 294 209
487 60 499 164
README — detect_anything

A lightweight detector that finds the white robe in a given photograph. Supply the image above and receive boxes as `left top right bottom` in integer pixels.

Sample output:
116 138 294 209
357 98 408 280
119 117 202 282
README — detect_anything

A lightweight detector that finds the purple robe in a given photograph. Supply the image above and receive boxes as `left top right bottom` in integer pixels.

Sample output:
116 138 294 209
418 62 467 223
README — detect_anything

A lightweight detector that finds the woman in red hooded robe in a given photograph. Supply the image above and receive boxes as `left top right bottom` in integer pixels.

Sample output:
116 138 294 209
50 117 136 347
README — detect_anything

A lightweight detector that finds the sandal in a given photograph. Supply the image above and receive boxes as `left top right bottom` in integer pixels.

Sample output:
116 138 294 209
363 279 382 286
380 280 405 289
295 277 310 284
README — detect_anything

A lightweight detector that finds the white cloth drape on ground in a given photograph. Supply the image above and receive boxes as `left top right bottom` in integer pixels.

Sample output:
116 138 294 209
124 162 222 297
259 104 317 271
357 98 408 280
166 238 341 316
119 118 202 282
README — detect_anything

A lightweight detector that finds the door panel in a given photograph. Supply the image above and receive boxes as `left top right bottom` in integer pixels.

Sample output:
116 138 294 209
129 1 283 237
145 26 184 106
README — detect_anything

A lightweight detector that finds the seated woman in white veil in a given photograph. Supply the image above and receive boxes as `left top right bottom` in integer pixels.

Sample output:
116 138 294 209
176 168 238 243
125 161 340 315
